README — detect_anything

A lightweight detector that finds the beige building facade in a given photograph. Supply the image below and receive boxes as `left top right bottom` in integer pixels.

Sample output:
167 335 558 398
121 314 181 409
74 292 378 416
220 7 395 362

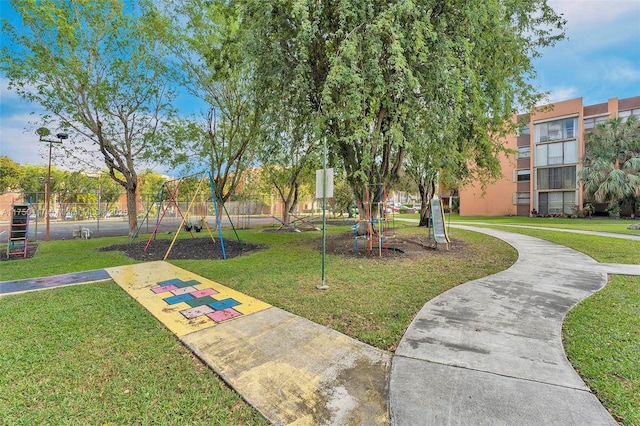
460 95 640 216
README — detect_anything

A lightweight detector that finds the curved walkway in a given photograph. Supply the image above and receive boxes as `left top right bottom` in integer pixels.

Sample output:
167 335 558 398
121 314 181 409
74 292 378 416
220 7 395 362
390 225 639 425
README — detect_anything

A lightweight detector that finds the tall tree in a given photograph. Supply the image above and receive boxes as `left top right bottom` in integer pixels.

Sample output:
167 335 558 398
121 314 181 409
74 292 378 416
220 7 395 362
244 0 565 224
1 0 177 236
258 156 317 224
147 0 259 203
0 157 24 193
256 68 320 223
579 115 640 216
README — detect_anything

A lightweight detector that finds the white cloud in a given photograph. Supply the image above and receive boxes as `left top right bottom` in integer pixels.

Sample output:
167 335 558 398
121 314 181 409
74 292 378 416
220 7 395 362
543 86 580 104
601 60 640 82
550 0 640 51
550 0 639 24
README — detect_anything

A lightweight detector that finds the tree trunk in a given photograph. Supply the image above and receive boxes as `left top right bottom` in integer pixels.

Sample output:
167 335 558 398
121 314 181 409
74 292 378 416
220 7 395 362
125 181 138 238
418 178 436 227
289 182 299 215
282 199 292 225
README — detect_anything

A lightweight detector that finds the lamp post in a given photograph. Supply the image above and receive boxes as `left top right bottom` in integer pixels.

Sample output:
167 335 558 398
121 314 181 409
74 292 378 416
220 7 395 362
36 128 68 241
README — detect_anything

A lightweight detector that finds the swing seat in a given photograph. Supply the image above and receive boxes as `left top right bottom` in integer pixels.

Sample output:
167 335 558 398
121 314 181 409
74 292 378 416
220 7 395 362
184 224 193 232
194 225 202 232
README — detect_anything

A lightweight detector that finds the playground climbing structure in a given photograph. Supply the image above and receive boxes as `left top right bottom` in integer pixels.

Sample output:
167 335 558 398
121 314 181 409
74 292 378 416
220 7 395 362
352 185 396 256
6 203 30 258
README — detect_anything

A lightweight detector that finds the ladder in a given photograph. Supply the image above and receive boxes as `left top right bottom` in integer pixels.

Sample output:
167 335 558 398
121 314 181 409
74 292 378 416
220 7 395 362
7 203 30 258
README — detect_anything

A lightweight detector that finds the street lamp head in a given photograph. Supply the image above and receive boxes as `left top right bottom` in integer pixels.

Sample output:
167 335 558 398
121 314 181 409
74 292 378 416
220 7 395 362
56 132 69 140
36 127 51 137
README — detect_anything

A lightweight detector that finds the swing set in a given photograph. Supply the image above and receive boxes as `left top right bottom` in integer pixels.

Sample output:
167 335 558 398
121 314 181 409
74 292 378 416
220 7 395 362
133 171 241 260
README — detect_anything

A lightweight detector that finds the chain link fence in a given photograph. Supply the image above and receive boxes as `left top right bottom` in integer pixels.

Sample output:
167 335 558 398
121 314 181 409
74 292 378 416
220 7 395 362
1 191 272 239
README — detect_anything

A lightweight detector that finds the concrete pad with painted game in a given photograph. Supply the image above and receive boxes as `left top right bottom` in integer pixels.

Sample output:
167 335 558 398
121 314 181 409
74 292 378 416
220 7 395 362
107 261 390 425
106 261 271 337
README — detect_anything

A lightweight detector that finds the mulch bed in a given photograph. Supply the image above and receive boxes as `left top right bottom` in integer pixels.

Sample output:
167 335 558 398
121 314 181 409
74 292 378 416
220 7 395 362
1 244 39 261
99 237 263 261
2 228 458 262
320 230 463 259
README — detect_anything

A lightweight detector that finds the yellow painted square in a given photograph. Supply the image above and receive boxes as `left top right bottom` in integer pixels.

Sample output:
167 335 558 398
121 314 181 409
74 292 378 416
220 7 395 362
106 261 270 337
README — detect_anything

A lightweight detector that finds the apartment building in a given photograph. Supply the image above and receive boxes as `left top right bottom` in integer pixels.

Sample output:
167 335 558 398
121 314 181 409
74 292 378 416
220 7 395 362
460 95 640 216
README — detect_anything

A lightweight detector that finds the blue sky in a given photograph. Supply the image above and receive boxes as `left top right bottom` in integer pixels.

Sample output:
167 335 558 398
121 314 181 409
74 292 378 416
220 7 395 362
1 0 639 170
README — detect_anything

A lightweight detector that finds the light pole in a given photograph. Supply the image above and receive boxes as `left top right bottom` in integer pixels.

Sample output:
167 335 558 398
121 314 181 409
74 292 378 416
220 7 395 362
36 127 68 241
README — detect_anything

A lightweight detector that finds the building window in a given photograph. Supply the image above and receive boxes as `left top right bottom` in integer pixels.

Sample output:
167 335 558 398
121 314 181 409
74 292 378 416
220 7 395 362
619 108 640 121
517 169 530 182
536 166 576 190
538 191 575 215
517 146 530 158
534 140 578 166
514 192 530 205
521 124 530 135
535 117 577 143
584 115 608 130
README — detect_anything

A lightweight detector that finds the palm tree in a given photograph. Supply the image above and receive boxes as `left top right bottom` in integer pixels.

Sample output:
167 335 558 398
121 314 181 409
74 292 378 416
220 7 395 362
579 115 640 217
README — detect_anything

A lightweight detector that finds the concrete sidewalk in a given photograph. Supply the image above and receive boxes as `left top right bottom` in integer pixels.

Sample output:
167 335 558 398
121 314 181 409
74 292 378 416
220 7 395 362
389 224 638 425
106 261 390 425
0 269 111 296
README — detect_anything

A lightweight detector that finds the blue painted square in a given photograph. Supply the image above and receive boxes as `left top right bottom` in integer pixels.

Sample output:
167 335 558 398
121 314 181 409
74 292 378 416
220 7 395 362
157 278 183 286
209 298 240 311
175 279 201 288
164 293 194 305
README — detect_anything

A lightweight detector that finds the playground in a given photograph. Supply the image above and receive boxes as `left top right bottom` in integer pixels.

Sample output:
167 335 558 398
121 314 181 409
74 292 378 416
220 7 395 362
95 225 455 261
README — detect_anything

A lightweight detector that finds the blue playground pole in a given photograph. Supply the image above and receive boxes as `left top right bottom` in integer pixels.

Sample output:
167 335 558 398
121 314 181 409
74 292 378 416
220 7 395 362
208 171 227 260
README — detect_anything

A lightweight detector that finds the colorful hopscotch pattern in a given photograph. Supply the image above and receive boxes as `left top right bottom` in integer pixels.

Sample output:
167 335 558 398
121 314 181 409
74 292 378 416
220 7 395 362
151 278 243 324
107 261 271 337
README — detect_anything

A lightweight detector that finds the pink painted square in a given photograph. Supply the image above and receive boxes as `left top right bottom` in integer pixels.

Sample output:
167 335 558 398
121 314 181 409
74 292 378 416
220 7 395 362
190 288 219 298
180 305 215 319
207 308 241 323
171 286 197 295
152 285 178 294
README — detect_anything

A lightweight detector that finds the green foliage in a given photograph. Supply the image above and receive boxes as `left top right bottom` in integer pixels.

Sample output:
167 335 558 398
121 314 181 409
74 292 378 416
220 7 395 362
1 0 178 236
147 0 259 203
243 0 565 218
1 160 125 219
0 156 24 192
138 169 167 198
332 171 357 216
579 116 640 211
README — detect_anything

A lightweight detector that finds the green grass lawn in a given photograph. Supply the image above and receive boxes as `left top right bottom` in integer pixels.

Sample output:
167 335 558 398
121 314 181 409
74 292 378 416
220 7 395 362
452 213 640 235
1 219 638 424
0 235 137 281
0 225 516 423
397 213 640 263
0 282 267 425
564 275 640 425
